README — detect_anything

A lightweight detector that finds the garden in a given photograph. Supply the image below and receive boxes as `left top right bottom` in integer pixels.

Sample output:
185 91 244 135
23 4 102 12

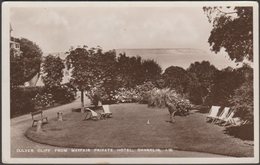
11 6 254 157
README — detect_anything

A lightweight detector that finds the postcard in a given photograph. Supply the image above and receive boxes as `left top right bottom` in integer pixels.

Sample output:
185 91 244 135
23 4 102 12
2 1 259 164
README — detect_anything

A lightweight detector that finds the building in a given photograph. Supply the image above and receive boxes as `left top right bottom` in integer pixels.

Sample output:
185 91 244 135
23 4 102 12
10 24 21 56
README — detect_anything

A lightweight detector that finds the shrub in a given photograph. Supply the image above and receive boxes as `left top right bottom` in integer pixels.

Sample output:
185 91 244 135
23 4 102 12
135 81 156 103
147 88 191 115
10 84 77 118
85 88 112 105
114 87 139 103
46 84 77 104
10 87 36 118
32 92 55 109
229 80 253 123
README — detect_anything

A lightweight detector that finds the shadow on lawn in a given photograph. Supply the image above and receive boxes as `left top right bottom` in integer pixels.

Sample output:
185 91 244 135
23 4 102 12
223 124 254 141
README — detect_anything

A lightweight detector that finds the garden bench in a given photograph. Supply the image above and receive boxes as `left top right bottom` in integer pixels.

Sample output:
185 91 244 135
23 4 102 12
31 110 48 127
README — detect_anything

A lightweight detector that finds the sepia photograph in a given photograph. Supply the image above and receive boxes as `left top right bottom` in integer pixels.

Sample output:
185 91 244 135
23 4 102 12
2 1 259 164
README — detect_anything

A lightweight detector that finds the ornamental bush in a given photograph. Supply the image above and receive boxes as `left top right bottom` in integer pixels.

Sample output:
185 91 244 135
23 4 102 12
32 92 55 109
147 88 191 115
114 87 139 103
46 83 77 104
135 81 156 103
229 80 253 123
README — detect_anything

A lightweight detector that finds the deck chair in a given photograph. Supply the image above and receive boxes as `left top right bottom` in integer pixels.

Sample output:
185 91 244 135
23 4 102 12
218 110 236 126
212 107 230 123
84 108 100 121
100 105 112 119
225 117 247 127
206 106 221 122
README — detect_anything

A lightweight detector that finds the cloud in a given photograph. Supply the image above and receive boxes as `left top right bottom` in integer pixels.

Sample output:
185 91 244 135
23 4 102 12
30 9 69 28
9 7 215 53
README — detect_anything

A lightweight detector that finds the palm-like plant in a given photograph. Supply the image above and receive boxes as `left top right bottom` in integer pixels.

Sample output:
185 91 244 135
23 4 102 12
148 88 191 123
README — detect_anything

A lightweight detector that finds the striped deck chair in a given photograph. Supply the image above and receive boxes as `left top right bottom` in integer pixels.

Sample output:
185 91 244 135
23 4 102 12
212 107 230 124
218 110 236 126
206 106 221 122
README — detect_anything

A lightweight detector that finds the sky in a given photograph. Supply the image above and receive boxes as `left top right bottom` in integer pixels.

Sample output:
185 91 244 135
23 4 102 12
10 5 239 69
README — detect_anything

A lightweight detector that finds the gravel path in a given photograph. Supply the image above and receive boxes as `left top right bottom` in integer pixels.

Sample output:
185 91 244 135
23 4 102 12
11 98 230 158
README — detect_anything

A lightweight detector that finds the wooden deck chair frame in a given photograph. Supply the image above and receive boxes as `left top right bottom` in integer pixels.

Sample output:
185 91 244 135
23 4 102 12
100 105 112 119
224 117 247 127
84 108 100 121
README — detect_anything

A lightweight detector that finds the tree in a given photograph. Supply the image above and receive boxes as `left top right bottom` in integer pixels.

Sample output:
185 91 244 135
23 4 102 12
92 50 118 104
229 64 253 122
141 59 162 83
162 66 190 94
229 79 253 122
116 54 143 88
66 46 117 112
205 67 244 106
42 55 65 87
66 46 94 112
19 38 43 82
10 48 24 87
187 61 218 104
203 7 253 62
10 38 42 87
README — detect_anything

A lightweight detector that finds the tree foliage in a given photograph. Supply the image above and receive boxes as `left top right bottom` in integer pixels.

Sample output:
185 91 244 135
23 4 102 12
229 80 253 122
42 55 65 87
162 66 190 94
205 67 244 106
18 38 43 81
66 46 118 109
116 53 143 88
203 7 253 62
10 48 24 86
10 38 42 87
187 61 218 104
142 59 162 82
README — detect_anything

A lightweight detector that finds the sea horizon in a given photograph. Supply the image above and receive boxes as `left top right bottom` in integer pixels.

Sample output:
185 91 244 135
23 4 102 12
44 47 238 70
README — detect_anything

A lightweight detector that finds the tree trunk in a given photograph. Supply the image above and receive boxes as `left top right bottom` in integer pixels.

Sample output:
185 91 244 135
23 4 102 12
81 90 85 113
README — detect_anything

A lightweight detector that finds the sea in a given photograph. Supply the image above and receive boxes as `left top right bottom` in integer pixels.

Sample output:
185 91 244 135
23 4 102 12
47 48 237 71
39 48 237 86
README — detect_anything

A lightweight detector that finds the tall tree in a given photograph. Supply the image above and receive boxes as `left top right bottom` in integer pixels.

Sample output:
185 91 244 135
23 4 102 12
162 66 190 94
142 59 162 83
66 46 117 112
203 7 253 62
10 38 42 87
19 38 43 82
42 55 65 87
206 67 244 106
187 61 218 104
66 46 93 112
229 64 253 122
10 48 24 87
116 54 143 88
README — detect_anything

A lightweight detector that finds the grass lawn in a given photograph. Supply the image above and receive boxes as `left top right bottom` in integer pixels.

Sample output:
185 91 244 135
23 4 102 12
25 103 253 157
